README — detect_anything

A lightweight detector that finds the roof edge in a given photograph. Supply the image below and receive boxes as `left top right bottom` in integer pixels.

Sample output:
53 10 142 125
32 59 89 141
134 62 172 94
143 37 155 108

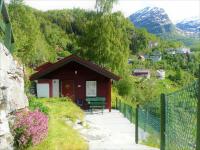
30 55 120 81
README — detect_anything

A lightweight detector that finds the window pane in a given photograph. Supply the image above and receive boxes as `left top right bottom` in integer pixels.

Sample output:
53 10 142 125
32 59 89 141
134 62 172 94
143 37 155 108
86 81 97 97
37 83 49 98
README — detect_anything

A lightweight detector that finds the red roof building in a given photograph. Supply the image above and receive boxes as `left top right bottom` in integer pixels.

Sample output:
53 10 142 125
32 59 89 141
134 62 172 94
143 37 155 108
30 55 120 111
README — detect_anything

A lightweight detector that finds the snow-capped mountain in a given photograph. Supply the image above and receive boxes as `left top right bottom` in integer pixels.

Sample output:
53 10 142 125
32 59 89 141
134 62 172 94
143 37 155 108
176 17 200 36
129 7 175 34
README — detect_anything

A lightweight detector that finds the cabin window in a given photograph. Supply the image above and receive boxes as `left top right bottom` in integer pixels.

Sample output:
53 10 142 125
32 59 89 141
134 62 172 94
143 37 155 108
37 83 49 98
86 81 97 97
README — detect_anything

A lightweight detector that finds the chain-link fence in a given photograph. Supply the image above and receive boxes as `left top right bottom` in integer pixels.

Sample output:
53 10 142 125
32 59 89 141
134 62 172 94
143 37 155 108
115 79 200 150
138 98 160 147
165 81 198 150
116 99 136 124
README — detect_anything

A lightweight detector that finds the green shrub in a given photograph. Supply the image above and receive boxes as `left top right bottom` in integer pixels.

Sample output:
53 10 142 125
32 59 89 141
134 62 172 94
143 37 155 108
111 87 122 108
29 98 49 115
116 77 134 97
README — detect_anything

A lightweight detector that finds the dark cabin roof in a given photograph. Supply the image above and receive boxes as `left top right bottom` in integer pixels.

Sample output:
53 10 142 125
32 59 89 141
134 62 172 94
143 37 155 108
30 55 120 81
34 62 53 72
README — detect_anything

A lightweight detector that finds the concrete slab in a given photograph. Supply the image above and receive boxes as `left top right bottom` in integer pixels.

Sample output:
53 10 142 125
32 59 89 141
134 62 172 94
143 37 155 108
80 109 159 150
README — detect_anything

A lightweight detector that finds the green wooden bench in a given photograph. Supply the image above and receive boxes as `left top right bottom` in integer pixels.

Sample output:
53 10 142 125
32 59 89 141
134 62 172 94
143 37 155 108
86 97 106 114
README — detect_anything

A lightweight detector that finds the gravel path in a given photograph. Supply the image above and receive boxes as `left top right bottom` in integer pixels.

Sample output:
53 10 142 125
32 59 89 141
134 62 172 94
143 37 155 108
78 109 159 150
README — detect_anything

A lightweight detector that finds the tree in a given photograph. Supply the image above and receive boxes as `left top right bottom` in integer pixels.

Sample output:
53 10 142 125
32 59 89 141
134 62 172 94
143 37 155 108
10 0 24 5
130 28 150 54
116 76 134 97
8 3 56 67
78 12 133 75
95 0 118 14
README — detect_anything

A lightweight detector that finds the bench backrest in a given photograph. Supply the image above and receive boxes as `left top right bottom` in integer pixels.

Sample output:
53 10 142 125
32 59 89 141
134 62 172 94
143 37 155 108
86 97 106 102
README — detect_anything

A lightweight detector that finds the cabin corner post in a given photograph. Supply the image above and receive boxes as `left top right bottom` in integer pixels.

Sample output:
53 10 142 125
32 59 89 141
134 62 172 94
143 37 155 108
160 93 166 150
108 79 112 112
196 64 200 150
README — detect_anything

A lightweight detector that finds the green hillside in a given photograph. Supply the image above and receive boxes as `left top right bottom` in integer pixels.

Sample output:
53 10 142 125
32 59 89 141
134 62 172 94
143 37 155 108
159 32 200 47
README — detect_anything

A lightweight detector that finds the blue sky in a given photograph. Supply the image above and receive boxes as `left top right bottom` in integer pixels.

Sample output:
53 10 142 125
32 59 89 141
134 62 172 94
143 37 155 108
6 0 200 23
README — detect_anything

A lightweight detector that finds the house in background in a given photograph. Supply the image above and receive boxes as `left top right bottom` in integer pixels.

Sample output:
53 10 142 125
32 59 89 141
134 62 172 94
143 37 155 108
128 59 133 64
148 41 159 49
138 55 145 61
30 55 120 111
149 51 162 62
166 48 176 55
144 51 162 62
166 47 191 55
156 70 165 80
133 69 150 79
176 47 191 54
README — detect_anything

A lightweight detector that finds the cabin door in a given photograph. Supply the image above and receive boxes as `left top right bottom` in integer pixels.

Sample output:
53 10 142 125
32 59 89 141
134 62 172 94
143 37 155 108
62 80 75 100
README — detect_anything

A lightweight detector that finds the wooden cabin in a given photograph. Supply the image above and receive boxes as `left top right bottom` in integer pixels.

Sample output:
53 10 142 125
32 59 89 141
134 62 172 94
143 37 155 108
30 55 120 111
133 69 150 79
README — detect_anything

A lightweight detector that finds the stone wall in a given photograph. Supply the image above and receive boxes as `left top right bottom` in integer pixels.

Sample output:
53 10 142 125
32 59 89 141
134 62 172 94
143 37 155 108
0 43 28 150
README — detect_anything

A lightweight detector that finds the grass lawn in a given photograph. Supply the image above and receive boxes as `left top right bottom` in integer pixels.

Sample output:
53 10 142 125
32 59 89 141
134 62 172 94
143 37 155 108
28 98 88 150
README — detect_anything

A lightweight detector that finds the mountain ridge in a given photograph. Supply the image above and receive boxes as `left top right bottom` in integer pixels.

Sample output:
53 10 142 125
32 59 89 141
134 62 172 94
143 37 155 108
176 17 200 37
129 7 200 46
129 7 175 34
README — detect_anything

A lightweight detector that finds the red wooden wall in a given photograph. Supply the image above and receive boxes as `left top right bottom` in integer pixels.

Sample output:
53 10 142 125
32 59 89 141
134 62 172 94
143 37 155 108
37 61 111 111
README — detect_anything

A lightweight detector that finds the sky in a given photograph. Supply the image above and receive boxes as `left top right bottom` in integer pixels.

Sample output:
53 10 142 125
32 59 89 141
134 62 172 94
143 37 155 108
6 0 200 23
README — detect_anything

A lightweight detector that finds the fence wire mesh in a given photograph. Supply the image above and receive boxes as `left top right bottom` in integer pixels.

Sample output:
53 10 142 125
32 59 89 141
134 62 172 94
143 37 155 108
165 81 198 150
138 97 160 147
116 99 136 124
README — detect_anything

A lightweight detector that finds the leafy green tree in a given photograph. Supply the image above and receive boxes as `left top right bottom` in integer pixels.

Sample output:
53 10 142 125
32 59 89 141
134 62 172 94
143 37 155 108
78 12 133 75
10 0 24 5
130 28 150 54
95 0 117 14
116 76 134 97
8 2 56 67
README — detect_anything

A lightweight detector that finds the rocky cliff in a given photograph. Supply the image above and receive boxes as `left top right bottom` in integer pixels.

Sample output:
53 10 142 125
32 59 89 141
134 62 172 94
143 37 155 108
0 43 28 150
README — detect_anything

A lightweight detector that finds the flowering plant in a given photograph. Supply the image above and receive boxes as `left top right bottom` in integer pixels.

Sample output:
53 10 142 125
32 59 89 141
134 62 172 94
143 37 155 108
13 109 48 149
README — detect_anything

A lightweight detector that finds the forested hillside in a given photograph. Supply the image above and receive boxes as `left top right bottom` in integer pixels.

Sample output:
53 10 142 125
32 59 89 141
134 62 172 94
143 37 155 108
7 0 200 103
6 1 171 69
8 1 132 74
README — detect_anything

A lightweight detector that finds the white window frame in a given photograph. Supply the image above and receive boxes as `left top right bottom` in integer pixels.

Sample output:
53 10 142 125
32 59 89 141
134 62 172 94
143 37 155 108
37 83 49 98
86 81 97 97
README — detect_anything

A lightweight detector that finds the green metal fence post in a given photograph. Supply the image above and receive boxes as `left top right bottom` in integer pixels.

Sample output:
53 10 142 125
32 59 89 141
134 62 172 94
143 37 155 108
119 99 121 112
196 65 200 150
135 104 139 144
123 103 126 116
116 97 118 109
125 104 127 117
130 106 133 123
160 93 166 150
